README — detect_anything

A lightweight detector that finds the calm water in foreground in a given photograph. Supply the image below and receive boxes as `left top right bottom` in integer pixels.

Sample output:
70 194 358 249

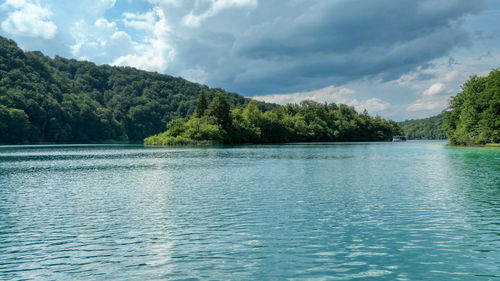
0 141 499 280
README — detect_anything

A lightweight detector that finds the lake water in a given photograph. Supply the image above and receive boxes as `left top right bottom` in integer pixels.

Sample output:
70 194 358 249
0 141 499 280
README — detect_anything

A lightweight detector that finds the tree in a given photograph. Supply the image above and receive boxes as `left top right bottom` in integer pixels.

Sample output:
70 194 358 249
194 90 208 117
0 105 30 143
443 70 500 145
208 92 232 133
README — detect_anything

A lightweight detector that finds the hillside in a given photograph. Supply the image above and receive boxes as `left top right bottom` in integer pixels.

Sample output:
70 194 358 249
399 114 446 140
0 36 276 144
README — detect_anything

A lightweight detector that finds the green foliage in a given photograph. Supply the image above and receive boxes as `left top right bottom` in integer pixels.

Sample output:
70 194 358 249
183 117 225 142
0 36 276 144
194 91 208 117
208 92 232 133
145 116 224 145
443 70 500 145
399 114 446 140
144 134 202 146
0 105 30 143
145 100 402 145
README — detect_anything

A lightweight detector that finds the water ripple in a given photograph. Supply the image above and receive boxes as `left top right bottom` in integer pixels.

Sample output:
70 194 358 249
0 142 499 280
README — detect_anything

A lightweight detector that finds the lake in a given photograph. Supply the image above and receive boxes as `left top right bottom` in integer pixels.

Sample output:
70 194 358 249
0 141 499 280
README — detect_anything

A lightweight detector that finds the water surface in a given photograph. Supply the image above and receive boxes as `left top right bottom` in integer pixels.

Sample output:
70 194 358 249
0 141 499 280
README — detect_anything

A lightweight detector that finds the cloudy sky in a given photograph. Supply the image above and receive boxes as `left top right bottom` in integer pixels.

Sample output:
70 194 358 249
1 0 499 120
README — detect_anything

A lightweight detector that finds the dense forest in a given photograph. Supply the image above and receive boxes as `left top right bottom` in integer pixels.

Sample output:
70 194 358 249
443 70 500 145
399 114 446 140
145 92 402 145
0 36 275 144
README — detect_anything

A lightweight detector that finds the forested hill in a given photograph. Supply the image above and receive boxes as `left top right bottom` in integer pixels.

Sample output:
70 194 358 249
399 114 446 140
0 36 276 144
443 70 500 145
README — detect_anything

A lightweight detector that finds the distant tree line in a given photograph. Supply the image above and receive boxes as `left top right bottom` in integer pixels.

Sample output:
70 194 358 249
443 69 500 145
145 92 402 145
0 36 275 144
399 114 446 140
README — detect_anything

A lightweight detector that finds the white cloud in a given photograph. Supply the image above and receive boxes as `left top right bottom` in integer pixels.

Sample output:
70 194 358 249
423 82 445 96
113 8 175 72
390 54 488 118
181 0 257 27
253 85 355 105
148 0 182 6
71 18 134 61
407 96 449 112
253 85 391 115
123 10 157 31
70 7 176 73
407 81 450 112
2 0 26 9
1 0 57 39
98 0 116 10
179 66 209 84
356 98 391 113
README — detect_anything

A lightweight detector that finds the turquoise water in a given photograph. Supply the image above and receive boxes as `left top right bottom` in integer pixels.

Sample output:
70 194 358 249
0 141 499 280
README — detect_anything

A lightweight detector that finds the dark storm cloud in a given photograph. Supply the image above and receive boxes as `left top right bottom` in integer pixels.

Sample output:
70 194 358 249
217 0 484 94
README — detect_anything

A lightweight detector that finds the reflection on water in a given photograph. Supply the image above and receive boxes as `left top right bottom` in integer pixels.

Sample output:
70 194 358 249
0 141 499 280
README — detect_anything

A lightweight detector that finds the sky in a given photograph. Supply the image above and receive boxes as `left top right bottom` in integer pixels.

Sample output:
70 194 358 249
1 0 499 120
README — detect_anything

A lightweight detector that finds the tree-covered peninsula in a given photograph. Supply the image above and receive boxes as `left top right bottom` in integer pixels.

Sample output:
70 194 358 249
443 69 500 145
145 92 402 145
0 36 275 144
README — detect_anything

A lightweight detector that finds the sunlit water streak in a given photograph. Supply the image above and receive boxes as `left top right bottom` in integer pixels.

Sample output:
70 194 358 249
0 141 499 280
